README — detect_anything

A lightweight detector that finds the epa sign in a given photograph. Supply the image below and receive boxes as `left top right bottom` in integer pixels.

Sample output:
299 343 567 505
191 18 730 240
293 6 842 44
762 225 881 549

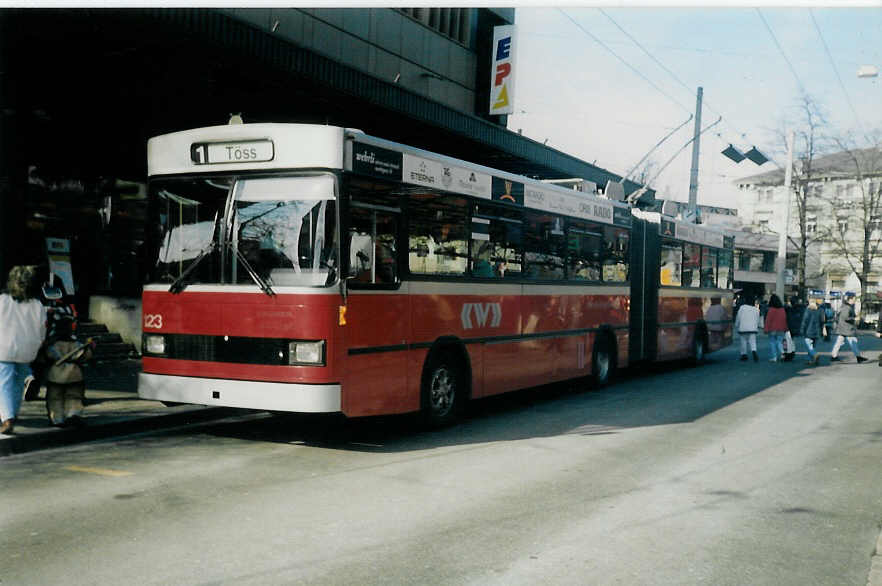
489 25 517 116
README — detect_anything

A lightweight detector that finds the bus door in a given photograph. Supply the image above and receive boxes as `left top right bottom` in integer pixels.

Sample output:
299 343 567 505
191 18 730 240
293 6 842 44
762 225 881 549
342 201 412 416
628 216 660 362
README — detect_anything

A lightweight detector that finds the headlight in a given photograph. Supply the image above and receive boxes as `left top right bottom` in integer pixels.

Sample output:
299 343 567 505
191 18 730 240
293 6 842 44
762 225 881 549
289 340 325 365
144 334 166 355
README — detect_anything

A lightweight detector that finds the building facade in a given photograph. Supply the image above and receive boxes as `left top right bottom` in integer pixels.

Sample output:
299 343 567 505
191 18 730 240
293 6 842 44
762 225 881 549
735 146 882 323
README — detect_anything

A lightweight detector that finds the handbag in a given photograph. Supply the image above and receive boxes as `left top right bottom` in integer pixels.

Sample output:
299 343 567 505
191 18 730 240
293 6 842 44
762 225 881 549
783 331 795 356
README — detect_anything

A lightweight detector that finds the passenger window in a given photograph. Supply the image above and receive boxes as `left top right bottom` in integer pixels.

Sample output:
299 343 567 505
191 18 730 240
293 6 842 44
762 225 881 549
717 250 733 289
660 240 682 286
523 212 565 280
348 206 399 285
701 246 717 288
408 194 469 276
601 226 630 283
470 204 523 279
682 243 701 288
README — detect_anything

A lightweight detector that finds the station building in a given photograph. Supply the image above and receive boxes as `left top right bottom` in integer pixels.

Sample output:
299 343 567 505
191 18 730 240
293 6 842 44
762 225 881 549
0 8 645 344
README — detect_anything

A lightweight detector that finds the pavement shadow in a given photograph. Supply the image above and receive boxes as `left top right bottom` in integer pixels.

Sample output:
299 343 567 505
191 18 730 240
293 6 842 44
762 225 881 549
202 334 881 453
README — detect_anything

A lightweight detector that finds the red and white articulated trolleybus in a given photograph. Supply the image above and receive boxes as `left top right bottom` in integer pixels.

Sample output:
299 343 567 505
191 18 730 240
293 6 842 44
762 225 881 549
138 123 733 426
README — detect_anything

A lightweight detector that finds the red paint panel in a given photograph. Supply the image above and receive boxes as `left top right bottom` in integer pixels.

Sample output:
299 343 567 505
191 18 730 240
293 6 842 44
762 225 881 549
412 294 521 341
342 352 414 416
142 290 342 381
342 293 411 416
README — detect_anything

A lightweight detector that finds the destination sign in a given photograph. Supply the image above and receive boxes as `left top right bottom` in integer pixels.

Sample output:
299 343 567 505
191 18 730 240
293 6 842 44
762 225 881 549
190 140 275 165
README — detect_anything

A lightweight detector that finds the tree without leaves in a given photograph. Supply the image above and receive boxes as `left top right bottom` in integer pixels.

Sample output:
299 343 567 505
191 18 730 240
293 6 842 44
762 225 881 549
817 137 882 322
772 95 828 301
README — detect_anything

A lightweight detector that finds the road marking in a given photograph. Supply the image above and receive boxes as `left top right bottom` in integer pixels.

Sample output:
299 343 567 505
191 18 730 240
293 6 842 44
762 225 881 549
64 466 134 477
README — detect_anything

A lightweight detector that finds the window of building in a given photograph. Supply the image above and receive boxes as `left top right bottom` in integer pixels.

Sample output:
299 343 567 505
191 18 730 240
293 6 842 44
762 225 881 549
398 8 472 46
837 217 848 234
870 215 882 234
806 215 817 234
762 251 776 273
407 193 469 276
660 240 682 286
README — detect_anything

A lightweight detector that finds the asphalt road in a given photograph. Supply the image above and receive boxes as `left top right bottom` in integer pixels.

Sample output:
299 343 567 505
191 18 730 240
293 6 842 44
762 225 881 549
2 337 881 585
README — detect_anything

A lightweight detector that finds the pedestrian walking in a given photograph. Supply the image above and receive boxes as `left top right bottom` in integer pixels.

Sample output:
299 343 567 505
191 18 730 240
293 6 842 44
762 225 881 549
782 297 804 362
0 266 48 434
734 294 761 362
830 292 868 363
764 294 788 362
800 299 825 365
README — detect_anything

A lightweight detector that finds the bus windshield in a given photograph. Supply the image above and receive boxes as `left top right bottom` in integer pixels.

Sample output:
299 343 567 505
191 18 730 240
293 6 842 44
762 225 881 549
149 174 338 289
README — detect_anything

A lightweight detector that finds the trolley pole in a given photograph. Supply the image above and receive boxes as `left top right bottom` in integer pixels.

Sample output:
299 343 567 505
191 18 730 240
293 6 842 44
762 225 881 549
775 130 794 300
687 87 703 223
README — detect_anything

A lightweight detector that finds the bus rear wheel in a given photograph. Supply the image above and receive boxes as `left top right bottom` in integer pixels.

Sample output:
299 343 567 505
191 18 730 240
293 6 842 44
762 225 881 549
422 352 463 428
592 336 615 387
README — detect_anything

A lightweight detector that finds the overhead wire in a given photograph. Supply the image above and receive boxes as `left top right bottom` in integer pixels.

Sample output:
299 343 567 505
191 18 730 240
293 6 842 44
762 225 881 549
809 8 870 145
597 7 752 147
557 8 693 115
756 8 807 96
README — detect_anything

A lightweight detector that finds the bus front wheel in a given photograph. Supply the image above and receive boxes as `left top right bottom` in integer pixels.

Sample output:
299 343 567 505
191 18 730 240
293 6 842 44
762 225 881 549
421 352 463 428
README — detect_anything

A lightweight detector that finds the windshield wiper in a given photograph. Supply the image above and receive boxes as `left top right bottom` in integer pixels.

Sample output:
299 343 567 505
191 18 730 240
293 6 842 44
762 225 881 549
168 241 217 294
233 246 276 296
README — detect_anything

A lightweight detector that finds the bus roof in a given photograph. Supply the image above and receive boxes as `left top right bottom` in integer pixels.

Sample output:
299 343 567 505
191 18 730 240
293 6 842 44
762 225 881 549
147 123 345 176
148 122 636 228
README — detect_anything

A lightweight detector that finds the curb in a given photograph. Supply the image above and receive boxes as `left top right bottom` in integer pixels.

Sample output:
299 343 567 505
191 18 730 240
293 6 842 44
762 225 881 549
0 406 241 458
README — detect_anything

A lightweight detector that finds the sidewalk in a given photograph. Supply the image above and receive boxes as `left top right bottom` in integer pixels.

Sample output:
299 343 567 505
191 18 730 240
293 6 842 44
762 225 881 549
0 359 238 457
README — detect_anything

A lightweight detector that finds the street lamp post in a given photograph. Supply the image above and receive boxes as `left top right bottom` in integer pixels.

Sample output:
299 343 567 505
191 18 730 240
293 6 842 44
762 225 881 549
775 130 794 301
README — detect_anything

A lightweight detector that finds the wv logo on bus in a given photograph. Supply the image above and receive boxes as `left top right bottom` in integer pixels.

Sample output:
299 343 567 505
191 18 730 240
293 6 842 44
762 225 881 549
461 303 502 329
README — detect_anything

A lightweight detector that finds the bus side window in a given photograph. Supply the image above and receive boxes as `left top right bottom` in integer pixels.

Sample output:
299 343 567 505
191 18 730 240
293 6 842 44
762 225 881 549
701 246 717 288
601 226 629 282
523 212 565 281
408 195 468 276
469 204 522 279
348 207 399 285
660 240 682 286
566 221 603 281
717 250 733 289
682 242 701 288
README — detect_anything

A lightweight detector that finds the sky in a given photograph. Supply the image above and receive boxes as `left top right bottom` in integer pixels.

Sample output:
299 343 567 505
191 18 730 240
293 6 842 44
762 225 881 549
509 6 882 208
